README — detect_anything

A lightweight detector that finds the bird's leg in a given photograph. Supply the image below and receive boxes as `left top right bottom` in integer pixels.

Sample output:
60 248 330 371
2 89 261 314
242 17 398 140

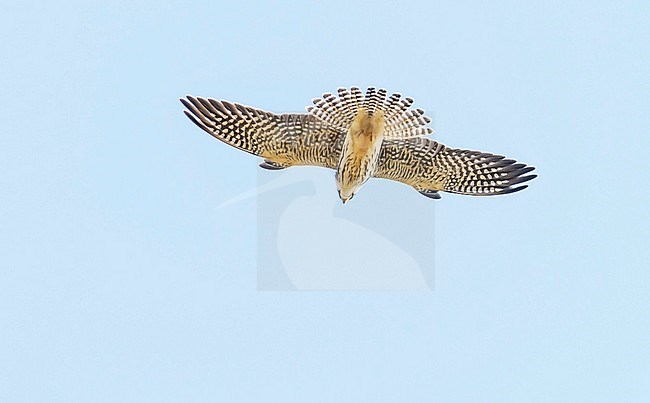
259 160 288 170
417 188 442 200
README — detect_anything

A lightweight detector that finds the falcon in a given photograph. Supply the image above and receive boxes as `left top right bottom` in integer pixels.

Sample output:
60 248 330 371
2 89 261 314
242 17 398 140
180 87 536 203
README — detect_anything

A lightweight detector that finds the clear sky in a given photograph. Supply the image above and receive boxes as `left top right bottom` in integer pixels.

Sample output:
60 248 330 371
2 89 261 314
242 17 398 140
1 1 649 402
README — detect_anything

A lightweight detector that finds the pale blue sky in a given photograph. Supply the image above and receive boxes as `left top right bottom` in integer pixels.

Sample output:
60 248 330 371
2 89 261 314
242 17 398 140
1 1 649 402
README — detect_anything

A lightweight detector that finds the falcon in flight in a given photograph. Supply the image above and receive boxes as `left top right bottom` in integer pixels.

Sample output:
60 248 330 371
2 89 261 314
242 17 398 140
180 87 536 203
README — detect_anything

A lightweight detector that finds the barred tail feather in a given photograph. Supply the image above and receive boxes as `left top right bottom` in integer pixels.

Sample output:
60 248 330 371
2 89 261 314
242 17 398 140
306 86 434 138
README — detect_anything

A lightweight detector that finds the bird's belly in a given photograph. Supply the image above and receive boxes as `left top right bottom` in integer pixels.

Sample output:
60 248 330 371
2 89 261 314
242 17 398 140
342 140 382 182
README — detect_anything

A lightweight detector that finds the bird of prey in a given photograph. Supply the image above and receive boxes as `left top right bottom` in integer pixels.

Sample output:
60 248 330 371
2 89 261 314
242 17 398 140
180 87 536 203
306 87 435 202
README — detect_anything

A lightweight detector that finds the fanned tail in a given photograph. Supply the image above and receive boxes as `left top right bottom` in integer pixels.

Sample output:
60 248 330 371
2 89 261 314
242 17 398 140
306 86 434 138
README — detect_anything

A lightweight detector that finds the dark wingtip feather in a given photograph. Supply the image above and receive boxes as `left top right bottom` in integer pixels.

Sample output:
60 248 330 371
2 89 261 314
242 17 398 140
179 97 192 110
518 166 536 175
506 174 537 186
501 185 529 195
182 110 212 136
466 156 536 196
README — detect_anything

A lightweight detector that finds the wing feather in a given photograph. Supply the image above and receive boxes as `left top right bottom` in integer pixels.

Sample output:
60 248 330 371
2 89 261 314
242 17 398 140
181 96 343 169
375 137 536 196
182 96 536 197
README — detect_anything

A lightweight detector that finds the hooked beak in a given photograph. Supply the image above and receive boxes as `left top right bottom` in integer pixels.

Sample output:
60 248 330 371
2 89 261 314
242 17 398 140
338 190 352 204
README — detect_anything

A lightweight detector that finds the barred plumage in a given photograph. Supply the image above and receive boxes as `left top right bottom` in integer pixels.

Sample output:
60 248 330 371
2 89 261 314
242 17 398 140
181 96 342 169
306 87 438 202
334 107 386 202
375 137 536 196
306 87 434 139
180 91 536 201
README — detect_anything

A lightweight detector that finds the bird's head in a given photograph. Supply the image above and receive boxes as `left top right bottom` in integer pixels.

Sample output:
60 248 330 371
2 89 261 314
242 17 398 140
338 188 356 204
335 169 361 204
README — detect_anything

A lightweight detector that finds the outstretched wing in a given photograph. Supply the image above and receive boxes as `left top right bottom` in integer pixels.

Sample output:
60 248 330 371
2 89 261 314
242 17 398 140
181 95 536 197
181 96 343 169
306 87 434 138
375 137 536 196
